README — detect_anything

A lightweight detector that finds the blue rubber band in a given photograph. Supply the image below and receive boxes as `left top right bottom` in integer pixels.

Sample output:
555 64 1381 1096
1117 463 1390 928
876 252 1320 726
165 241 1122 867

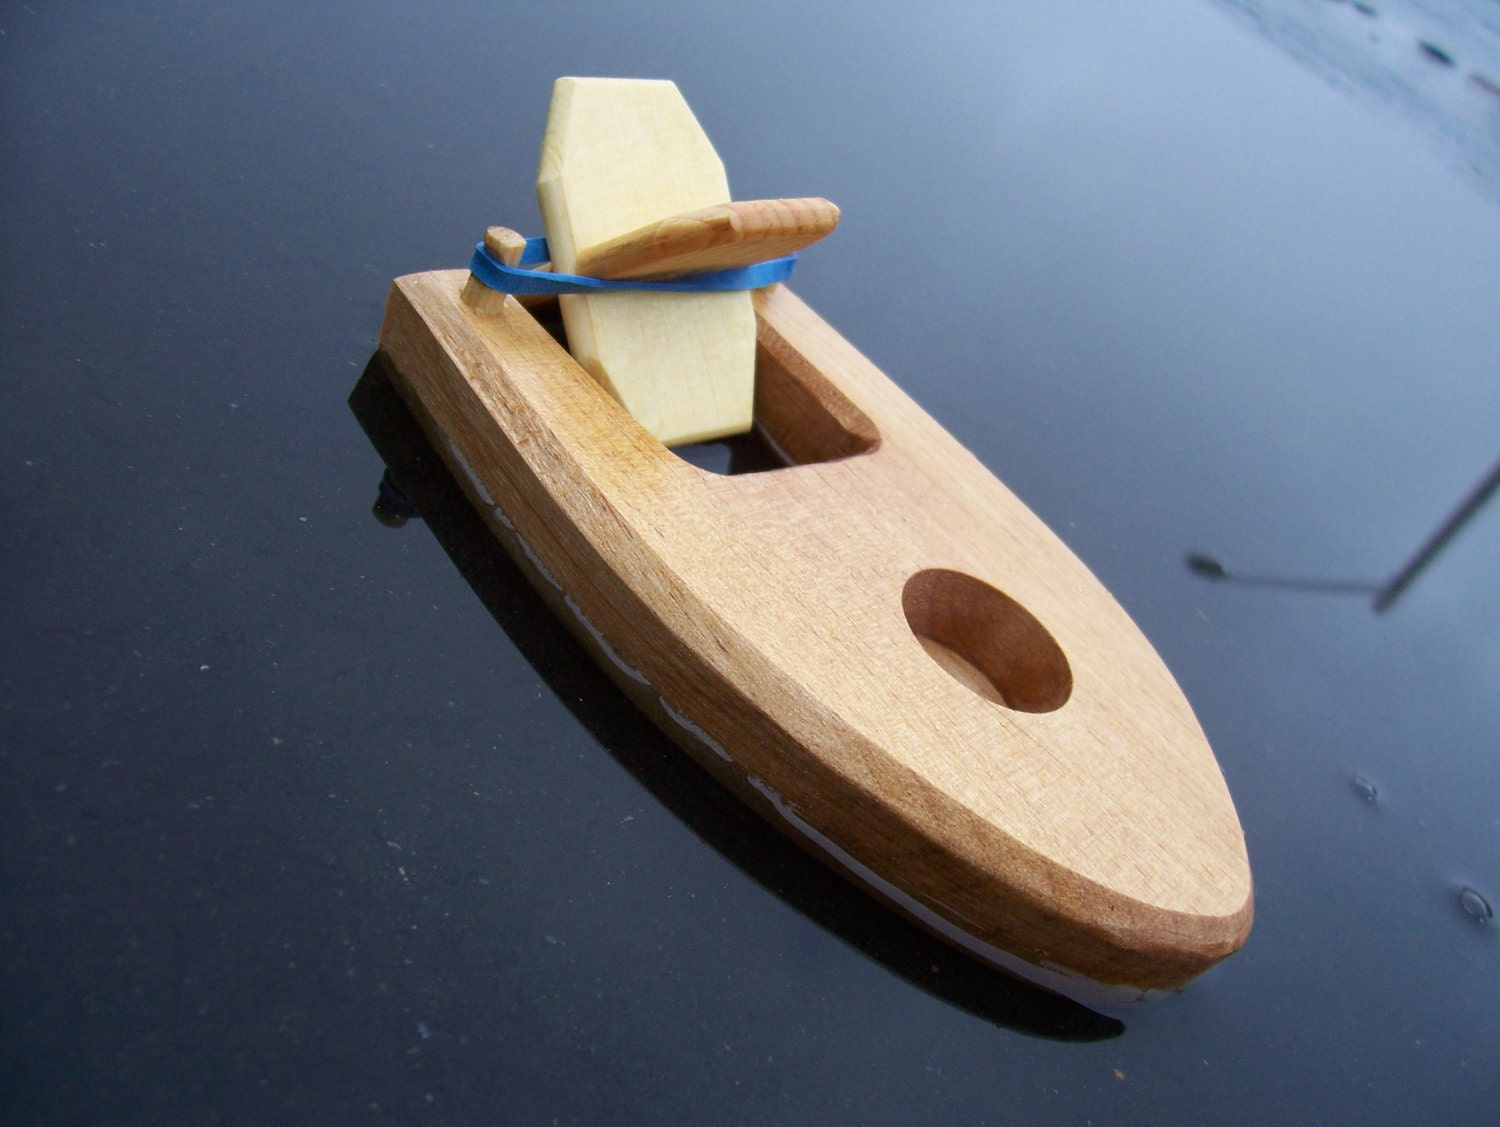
467 236 797 295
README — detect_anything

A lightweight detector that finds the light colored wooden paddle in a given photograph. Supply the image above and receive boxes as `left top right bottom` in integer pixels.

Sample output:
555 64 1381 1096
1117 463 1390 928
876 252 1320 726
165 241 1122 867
574 197 839 280
462 227 533 315
536 77 757 446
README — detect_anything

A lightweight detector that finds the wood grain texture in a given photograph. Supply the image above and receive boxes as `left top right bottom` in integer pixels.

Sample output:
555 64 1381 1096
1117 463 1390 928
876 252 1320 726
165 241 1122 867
536 77 755 445
377 269 1253 998
574 197 840 280
462 226 556 315
481 225 529 266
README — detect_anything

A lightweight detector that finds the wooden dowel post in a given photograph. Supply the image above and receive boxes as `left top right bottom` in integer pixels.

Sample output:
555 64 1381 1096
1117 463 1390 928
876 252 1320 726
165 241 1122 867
462 226 555 315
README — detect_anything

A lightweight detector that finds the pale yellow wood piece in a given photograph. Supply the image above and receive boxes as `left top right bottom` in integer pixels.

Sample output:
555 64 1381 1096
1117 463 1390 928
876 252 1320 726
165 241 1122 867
483 225 529 266
378 270 1254 996
537 77 755 445
574 197 840 280
462 226 556 315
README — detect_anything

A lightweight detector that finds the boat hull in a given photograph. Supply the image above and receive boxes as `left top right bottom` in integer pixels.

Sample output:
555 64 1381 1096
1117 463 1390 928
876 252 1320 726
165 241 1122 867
377 269 1253 1007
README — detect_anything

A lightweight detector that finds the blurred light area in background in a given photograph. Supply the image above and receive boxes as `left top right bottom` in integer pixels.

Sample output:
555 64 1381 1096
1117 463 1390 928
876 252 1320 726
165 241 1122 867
1213 0 1500 206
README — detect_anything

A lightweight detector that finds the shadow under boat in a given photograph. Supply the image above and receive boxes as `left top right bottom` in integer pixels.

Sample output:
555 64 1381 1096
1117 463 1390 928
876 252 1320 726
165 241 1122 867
349 349 1125 1043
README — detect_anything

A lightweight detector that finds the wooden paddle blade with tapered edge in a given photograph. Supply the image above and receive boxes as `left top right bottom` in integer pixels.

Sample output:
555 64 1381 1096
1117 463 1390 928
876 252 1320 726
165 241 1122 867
574 197 840 281
537 77 756 446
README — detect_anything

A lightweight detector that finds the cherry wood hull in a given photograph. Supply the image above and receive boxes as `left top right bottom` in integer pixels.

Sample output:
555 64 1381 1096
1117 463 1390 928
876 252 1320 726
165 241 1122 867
378 269 1253 1007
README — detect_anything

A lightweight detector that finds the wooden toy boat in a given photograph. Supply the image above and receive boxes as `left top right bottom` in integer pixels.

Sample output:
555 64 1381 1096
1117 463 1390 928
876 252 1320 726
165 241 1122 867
377 78 1252 1008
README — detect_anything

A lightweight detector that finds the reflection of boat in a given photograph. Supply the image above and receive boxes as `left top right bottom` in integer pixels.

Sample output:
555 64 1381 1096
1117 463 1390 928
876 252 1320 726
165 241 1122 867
375 79 1251 1008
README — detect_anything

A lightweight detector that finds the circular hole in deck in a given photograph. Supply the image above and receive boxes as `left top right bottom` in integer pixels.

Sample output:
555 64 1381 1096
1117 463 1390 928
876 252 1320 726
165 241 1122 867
902 569 1072 713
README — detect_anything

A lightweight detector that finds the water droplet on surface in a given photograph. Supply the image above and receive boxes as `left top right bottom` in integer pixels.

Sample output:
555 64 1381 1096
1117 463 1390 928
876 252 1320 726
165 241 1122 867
1350 774 1378 803
1458 886 1493 923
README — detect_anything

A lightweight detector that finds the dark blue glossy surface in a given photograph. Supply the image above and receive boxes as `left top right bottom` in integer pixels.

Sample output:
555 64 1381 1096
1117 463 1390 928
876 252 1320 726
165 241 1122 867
3 2 1497 1122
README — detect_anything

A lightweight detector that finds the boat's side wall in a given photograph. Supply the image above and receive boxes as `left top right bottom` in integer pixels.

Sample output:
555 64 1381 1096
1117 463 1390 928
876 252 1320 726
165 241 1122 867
376 271 1252 996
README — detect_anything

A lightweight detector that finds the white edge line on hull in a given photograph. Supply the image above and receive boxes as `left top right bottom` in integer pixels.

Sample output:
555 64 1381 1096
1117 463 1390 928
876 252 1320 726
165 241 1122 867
744 777 1164 1013
449 438 1163 1014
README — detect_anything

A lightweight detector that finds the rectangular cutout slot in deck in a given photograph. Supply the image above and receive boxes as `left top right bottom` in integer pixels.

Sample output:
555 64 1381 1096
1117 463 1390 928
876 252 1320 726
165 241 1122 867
528 299 881 477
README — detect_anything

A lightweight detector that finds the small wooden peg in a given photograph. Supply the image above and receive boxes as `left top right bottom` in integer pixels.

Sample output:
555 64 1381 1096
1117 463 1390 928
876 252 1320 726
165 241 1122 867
574 197 840 280
463 226 556 315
